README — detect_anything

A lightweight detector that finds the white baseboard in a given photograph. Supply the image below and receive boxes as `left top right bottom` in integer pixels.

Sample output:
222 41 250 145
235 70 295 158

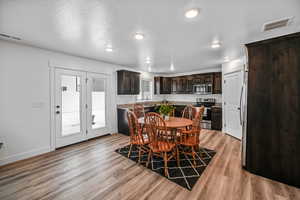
0 146 51 166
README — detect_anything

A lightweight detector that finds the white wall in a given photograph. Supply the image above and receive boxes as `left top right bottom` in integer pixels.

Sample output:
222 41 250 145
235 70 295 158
0 40 132 166
221 57 246 132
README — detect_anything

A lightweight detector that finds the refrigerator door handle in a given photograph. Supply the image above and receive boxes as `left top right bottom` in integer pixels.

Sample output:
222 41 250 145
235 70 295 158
239 85 244 125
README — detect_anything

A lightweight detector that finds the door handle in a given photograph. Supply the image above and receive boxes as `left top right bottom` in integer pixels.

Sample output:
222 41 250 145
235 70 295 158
239 85 244 125
56 111 60 114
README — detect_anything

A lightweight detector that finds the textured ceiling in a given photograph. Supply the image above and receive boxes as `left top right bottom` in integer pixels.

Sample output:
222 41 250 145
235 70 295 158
0 0 299 73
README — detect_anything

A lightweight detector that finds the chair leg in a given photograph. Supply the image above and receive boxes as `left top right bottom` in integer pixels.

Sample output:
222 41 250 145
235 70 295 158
146 150 152 167
191 146 196 167
194 145 199 152
176 146 180 167
138 145 142 163
164 152 168 177
128 144 133 158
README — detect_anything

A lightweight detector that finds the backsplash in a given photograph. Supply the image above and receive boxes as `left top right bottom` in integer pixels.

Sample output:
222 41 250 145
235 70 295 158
116 94 165 105
116 94 222 105
163 94 222 103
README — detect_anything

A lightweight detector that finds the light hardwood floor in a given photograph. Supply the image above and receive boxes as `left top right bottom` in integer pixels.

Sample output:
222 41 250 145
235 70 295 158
0 130 299 200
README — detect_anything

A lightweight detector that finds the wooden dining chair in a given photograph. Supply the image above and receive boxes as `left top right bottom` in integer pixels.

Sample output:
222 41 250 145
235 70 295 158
145 112 179 176
178 106 204 166
127 111 149 163
182 105 197 120
133 103 145 119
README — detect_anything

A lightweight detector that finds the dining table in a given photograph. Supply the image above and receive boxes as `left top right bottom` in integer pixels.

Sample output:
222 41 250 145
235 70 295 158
138 116 193 137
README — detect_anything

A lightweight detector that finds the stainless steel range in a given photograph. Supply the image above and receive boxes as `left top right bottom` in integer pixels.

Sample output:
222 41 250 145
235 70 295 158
195 98 216 129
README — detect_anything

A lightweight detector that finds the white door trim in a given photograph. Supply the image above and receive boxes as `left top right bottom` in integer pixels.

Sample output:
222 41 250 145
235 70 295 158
223 70 243 139
49 65 113 150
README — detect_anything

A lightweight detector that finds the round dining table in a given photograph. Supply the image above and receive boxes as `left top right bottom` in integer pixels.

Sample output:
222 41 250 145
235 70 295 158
138 116 193 129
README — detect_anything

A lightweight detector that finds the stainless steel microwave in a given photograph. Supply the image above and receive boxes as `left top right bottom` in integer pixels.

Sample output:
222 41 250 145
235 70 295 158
193 84 212 94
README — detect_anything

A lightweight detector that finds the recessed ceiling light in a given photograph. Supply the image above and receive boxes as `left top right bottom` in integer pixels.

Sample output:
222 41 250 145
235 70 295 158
105 47 113 52
134 33 144 40
148 66 152 72
145 57 151 64
211 41 221 49
185 8 200 19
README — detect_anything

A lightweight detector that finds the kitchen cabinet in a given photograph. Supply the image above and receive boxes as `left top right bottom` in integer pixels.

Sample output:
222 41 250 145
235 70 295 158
245 32 300 187
176 77 187 93
117 108 130 135
193 74 204 84
203 74 213 84
171 78 178 93
154 77 171 94
117 70 140 95
161 77 172 94
213 72 222 94
118 106 156 135
186 76 194 93
154 72 222 94
211 106 222 130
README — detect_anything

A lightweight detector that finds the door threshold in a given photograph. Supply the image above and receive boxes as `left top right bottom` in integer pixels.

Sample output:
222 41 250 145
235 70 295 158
56 134 111 150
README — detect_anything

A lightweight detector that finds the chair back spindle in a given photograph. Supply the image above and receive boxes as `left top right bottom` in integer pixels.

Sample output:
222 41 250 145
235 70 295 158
182 105 197 120
145 112 175 150
127 111 144 144
133 104 145 119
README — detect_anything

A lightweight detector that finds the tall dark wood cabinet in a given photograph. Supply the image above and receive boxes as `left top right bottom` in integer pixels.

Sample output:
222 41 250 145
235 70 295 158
117 70 140 95
245 32 300 188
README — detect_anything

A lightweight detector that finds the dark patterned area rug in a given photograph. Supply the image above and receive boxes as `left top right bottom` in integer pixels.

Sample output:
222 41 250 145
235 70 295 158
115 145 216 190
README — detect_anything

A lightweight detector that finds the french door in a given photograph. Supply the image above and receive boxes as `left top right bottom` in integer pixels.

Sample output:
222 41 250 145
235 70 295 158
54 68 109 148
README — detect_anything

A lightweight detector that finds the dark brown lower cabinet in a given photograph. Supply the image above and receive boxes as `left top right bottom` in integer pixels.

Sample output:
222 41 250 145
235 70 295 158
245 32 300 188
211 107 222 131
117 106 156 135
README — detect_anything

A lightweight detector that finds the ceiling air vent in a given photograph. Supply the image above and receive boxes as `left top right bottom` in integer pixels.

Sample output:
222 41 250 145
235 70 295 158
263 17 293 32
0 33 21 41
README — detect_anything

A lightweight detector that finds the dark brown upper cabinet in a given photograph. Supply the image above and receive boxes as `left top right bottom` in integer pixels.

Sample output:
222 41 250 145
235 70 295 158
154 72 222 95
176 76 188 93
192 74 205 84
213 72 222 94
117 70 140 95
186 76 194 93
154 77 171 94
171 78 178 93
203 73 214 84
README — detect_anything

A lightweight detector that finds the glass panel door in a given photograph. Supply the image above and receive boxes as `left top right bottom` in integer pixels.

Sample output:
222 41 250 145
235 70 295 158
55 69 87 148
54 69 110 147
87 73 109 138
61 75 81 135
